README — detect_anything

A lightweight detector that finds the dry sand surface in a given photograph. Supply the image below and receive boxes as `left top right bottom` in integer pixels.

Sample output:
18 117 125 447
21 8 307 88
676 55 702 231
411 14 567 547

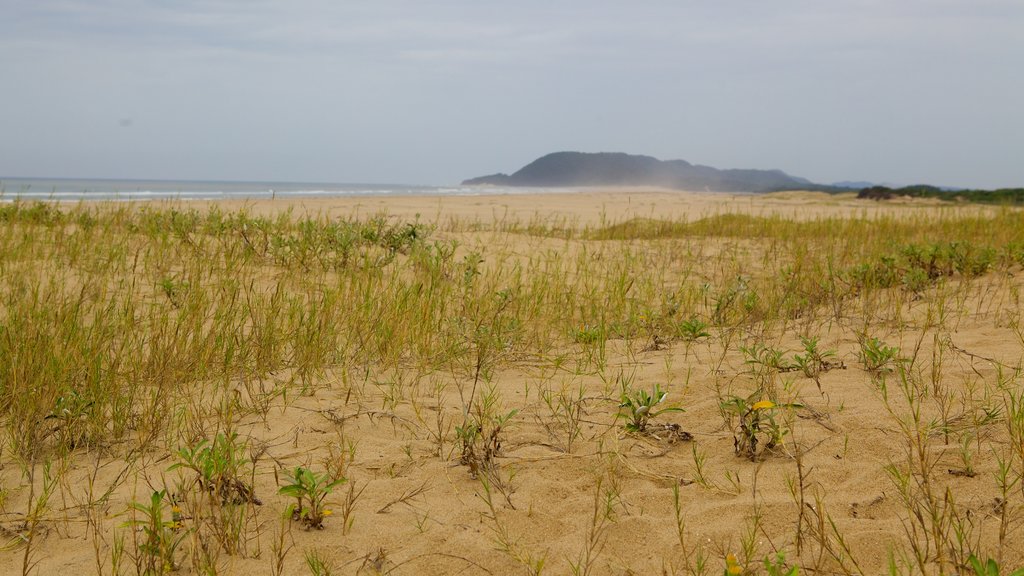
188 187 993 225
2 189 1023 575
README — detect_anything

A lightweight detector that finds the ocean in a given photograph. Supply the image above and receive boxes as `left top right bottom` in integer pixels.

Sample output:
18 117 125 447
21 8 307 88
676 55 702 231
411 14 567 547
0 177 532 202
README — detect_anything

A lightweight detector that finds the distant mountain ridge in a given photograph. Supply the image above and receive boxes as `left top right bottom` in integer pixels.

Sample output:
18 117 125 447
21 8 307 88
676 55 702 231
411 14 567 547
831 180 879 190
463 152 815 192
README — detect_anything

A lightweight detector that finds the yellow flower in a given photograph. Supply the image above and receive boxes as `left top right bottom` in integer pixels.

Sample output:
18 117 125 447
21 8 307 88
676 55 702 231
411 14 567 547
725 553 743 575
751 400 775 411
322 509 333 516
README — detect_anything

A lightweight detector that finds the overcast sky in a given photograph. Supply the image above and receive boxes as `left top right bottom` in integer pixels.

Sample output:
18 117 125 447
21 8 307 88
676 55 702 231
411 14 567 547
2 1 1022 188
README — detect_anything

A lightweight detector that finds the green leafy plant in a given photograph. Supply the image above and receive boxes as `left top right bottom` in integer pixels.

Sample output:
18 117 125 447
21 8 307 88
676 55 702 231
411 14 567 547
170 432 258 505
676 317 710 342
967 554 1024 576
901 266 930 293
741 343 792 373
573 324 605 344
792 336 838 379
859 337 900 373
720 394 801 460
617 383 684 433
125 489 188 575
764 551 799 576
279 466 345 529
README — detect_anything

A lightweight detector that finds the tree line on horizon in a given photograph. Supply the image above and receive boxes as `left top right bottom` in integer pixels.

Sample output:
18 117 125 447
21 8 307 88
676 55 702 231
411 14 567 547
854 184 1024 205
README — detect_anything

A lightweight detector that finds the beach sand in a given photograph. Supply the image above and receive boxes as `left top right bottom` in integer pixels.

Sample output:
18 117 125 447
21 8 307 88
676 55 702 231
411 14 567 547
2 188 1021 575
182 187 977 225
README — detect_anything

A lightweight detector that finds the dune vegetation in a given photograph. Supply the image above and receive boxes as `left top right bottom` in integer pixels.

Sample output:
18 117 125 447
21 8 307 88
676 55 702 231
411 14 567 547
2 198 1024 575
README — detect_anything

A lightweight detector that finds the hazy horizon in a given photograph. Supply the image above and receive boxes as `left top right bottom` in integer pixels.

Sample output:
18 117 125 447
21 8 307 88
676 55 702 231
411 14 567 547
2 1 1022 189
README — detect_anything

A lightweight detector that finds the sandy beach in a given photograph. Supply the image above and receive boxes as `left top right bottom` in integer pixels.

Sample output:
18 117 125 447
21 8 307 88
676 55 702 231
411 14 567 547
1 189 1022 575
178 188 986 225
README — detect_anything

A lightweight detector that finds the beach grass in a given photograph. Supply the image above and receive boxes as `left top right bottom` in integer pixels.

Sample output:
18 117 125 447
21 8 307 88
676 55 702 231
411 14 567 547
2 197 1024 574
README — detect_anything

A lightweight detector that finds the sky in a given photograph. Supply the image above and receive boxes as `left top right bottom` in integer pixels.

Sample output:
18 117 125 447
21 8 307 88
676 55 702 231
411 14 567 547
1 1 1022 188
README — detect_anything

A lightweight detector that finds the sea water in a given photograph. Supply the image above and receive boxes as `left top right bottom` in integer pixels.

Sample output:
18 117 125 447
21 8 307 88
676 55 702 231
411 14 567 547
0 178 540 202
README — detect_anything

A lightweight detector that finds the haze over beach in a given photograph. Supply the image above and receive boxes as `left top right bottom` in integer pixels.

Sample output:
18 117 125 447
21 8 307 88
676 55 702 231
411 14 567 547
2 1 1023 190
5 3 1024 576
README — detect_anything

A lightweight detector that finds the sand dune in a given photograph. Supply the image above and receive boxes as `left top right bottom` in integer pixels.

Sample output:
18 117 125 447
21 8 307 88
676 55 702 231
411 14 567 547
1 190 1021 575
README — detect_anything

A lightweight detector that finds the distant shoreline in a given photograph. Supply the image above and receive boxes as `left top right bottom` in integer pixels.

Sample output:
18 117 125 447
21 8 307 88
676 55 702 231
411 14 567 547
0 177 525 202
130 188 1001 227
0 176 767 203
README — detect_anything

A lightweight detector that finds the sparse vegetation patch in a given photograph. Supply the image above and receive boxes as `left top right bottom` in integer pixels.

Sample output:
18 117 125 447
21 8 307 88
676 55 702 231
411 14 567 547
2 198 1024 574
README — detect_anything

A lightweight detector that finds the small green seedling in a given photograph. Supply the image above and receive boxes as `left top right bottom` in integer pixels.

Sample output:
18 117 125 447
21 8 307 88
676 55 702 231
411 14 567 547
792 336 838 379
125 489 188 575
279 466 345 529
618 383 684 433
741 343 792 373
859 337 900 373
677 317 710 342
764 551 799 576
